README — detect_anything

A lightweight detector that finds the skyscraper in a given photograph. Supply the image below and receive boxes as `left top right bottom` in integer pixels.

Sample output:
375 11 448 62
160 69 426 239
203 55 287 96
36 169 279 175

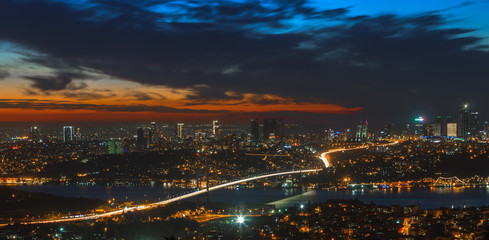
176 123 184 139
262 119 284 140
446 116 457 137
469 112 479 138
263 119 271 140
28 126 40 142
212 120 219 136
150 122 159 145
146 128 153 148
137 127 145 149
250 119 260 141
414 116 424 135
63 126 74 143
356 121 368 140
435 116 443 136
458 104 469 138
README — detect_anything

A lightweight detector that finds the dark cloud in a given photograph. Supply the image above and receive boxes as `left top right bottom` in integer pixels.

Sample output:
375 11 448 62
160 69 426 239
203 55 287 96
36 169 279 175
186 85 243 101
247 95 293 105
0 0 488 123
0 69 9 79
62 91 115 100
24 72 88 91
0 99 226 113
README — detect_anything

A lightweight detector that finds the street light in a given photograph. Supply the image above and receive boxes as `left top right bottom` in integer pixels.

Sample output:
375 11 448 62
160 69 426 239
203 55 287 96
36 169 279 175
237 216 245 224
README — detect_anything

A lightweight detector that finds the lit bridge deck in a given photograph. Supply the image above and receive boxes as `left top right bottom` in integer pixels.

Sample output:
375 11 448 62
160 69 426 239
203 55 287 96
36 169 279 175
0 168 320 226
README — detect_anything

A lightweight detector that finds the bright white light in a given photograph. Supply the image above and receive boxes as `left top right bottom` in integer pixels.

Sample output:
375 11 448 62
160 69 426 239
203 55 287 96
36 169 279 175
319 153 330 168
300 204 305 209
237 216 245 224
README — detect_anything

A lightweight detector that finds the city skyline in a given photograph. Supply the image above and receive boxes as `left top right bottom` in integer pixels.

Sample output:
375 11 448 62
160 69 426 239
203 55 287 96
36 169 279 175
1 0 489 124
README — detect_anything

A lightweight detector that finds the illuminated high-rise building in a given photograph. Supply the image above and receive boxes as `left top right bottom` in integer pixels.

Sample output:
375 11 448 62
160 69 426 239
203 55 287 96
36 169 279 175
469 112 479 138
28 126 40 142
435 116 443 136
250 119 260 141
150 122 159 144
446 116 457 137
146 128 153 148
212 120 219 136
176 123 184 139
63 126 74 143
458 104 469 138
483 121 489 139
425 124 441 136
355 121 368 140
263 119 284 140
413 116 424 135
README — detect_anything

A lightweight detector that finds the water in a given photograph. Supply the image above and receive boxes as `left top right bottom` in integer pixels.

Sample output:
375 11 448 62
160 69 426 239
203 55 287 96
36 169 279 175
12 185 489 210
270 187 489 209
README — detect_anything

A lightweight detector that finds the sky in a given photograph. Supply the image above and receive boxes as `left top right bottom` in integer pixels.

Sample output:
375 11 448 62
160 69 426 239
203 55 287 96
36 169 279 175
1 0 489 126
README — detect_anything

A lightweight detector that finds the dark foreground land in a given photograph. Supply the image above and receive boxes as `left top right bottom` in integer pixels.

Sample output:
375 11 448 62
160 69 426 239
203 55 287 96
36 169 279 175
0 186 104 221
1 189 489 240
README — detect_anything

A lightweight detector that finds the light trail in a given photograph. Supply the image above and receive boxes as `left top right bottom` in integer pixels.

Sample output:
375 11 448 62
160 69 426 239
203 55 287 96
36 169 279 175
319 141 398 168
1 169 320 226
0 142 399 227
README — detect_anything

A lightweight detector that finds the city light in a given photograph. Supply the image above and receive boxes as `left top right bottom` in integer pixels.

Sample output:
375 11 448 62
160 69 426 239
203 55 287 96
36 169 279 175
237 216 245 224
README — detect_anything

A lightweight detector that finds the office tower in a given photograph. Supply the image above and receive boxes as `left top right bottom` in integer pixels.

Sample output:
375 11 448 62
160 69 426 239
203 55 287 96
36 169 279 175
150 122 159 144
458 104 469 138
63 126 74 143
250 119 260 141
263 119 284 140
72 127 81 141
447 123 457 137
212 120 219 136
433 124 442 136
273 119 284 138
414 117 424 135
137 128 145 149
176 123 184 139
469 112 479 138
28 126 40 142
344 128 352 141
263 119 271 140
435 116 443 136
424 124 434 136
425 124 441 136
146 128 153 148
356 121 368 140
446 116 457 137
483 121 489 139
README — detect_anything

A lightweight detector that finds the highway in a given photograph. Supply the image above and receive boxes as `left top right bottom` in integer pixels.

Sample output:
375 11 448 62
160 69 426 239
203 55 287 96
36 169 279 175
0 169 320 226
319 141 398 168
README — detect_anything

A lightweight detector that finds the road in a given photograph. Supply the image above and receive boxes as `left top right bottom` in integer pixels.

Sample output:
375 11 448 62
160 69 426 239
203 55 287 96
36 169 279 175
0 169 320 226
319 141 398 168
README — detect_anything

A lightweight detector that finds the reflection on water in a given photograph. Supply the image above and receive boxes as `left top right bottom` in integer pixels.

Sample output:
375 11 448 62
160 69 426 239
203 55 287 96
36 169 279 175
12 185 489 210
